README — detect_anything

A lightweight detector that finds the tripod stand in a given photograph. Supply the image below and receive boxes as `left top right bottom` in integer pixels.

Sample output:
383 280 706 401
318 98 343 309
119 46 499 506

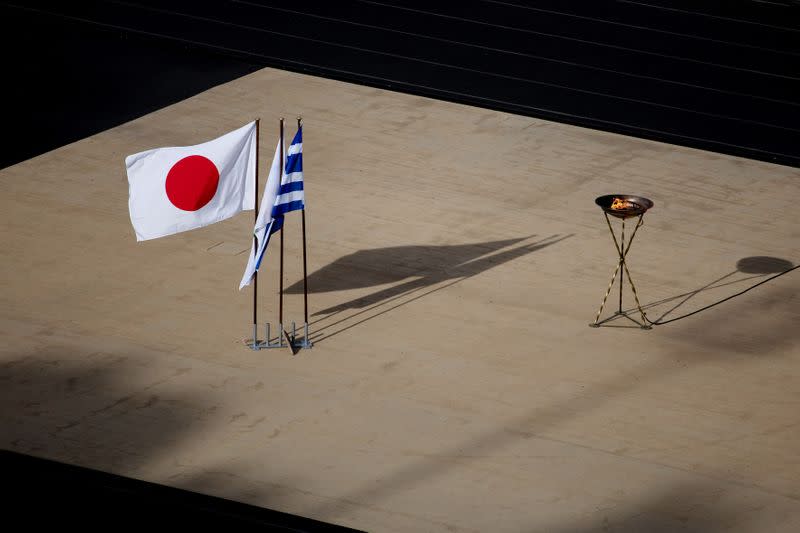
589 195 654 330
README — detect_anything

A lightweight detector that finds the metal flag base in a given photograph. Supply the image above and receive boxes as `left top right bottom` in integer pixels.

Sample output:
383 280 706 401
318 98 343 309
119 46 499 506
590 212 652 330
251 322 313 352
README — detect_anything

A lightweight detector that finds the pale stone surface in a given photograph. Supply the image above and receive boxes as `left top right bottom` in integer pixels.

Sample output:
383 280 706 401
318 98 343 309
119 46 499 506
1 67 799 532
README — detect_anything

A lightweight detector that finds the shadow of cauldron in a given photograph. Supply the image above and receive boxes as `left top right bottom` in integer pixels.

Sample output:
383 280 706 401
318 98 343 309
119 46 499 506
735 256 794 274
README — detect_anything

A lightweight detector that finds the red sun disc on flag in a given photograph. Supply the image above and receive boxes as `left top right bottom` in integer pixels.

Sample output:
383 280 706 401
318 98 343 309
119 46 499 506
165 155 220 211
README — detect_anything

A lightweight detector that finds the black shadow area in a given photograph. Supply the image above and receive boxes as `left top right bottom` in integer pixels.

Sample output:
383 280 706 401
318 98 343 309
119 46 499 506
547 482 756 533
4 450 362 532
0 352 360 532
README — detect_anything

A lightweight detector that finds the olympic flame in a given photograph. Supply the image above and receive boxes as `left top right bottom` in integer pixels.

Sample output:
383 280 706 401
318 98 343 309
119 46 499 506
610 197 634 210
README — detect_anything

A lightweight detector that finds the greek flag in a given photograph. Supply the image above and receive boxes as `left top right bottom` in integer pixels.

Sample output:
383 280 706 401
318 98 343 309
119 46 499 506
239 125 304 290
274 126 304 217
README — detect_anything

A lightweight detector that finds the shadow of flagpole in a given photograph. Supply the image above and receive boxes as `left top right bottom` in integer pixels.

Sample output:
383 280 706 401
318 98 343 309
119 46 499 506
309 234 574 344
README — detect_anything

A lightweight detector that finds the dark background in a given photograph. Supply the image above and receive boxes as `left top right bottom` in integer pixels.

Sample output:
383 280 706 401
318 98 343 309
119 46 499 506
2 0 799 169
2 0 799 530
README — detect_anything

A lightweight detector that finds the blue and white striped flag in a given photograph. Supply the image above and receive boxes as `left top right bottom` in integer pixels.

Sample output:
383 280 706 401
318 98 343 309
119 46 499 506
274 126 304 217
239 126 305 290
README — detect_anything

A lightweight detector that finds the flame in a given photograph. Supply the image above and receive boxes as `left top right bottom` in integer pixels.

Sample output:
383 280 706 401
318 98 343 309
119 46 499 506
610 197 634 210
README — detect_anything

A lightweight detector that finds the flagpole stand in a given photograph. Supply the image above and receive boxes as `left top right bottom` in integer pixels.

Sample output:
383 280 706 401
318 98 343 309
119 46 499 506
295 322 313 349
284 321 313 351
251 324 261 350
252 322 312 351
261 322 285 349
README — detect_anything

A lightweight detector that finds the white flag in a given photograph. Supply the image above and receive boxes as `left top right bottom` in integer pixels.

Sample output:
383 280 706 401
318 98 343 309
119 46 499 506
125 121 257 241
239 139 284 290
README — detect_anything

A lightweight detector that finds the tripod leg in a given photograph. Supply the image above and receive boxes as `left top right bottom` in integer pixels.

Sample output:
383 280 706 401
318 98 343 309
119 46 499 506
591 260 623 326
619 218 625 313
619 259 651 329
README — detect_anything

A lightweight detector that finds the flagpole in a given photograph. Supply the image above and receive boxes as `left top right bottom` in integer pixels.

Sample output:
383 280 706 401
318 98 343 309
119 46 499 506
279 118 285 335
252 118 260 349
298 116 309 325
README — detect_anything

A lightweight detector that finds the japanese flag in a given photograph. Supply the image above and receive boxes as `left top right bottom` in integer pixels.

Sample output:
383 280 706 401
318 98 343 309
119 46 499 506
125 121 257 241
